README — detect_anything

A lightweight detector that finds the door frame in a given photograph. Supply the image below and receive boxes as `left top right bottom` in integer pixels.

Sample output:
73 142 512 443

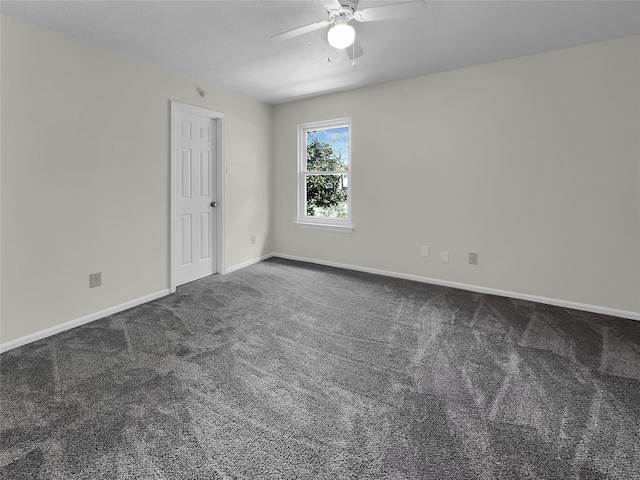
170 100 225 292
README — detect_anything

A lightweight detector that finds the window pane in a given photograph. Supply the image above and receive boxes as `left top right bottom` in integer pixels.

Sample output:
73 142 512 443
305 174 348 219
306 126 349 171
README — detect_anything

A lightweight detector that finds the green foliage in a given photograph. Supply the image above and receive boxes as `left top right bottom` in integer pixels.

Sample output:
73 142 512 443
306 136 347 171
306 135 347 217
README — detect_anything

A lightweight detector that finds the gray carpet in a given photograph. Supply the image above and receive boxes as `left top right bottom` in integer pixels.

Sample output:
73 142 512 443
1 258 639 479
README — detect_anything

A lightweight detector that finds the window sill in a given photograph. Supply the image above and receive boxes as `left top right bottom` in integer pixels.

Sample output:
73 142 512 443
294 222 354 234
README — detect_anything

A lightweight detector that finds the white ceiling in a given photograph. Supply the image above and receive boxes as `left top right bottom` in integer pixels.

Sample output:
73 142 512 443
2 0 639 104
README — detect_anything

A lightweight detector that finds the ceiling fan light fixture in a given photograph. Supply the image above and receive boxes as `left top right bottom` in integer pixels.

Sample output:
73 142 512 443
327 19 355 49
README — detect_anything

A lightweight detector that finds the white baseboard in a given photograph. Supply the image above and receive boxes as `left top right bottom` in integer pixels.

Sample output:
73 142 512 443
271 253 640 322
4 253 637 354
225 253 275 274
0 289 171 354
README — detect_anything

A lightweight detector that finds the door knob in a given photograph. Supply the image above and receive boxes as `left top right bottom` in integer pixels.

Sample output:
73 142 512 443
210 201 218 208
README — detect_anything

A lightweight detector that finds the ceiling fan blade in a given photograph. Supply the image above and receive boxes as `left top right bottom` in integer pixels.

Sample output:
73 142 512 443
270 20 331 42
346 34 364 60
354 0 426 22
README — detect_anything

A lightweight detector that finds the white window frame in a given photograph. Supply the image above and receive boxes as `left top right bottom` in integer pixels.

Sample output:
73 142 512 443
296 118 354 233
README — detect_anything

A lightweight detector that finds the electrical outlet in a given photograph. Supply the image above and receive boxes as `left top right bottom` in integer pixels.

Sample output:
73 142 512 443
89 272 102 288
441 251 449 263
469 252 478 265
250 235 256 245
420 245 430 257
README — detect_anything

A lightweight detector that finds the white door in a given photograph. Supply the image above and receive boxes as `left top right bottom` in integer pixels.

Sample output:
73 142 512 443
175 111 217 286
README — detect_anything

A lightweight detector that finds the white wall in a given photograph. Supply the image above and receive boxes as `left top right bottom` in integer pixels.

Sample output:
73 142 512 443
1 16 273 344
273 35 640 314
2 18 638 349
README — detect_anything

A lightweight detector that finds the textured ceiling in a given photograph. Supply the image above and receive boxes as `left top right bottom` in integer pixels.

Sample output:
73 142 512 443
2 1 639 104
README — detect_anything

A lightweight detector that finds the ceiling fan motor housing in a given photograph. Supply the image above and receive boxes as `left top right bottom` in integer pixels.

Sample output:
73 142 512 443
340 0 358 13
329 0 358 21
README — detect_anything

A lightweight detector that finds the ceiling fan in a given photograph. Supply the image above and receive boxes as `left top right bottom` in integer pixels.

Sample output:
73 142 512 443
270 0 427 60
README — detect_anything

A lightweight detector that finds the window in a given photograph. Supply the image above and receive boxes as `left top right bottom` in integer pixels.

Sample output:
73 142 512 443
297 118 353 232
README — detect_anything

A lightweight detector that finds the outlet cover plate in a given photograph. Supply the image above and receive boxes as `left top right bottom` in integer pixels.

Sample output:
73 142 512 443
420 245 429 257
90 272 102 288
469 252 478 265
441 251 449 263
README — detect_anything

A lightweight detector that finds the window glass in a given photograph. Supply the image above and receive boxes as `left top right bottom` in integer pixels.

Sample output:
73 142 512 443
300 121 351 225
305 173 348 219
